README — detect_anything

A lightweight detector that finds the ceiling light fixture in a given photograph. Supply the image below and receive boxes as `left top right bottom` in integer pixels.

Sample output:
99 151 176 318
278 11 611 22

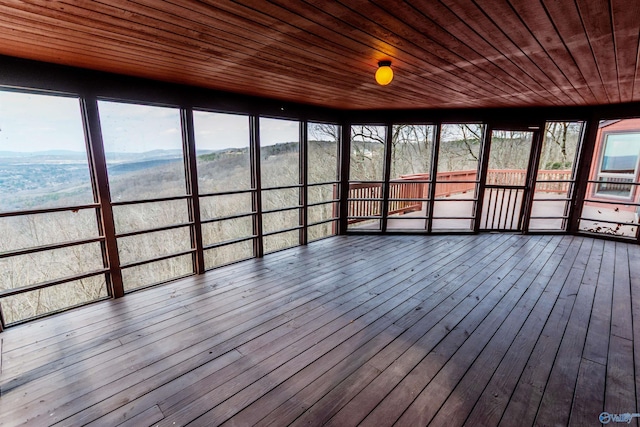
375 61 393 86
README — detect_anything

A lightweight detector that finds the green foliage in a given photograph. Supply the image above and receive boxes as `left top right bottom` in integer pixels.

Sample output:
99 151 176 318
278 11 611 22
545 161 572 170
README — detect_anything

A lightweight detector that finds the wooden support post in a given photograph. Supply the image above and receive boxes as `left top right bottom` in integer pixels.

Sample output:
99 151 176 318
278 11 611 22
81 96 124 298
339 122 351 234
251 115 264 257
182 107 205 274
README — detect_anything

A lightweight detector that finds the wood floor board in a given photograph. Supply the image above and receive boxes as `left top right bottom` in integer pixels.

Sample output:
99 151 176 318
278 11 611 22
569 357 607 426
214 238 521 425
290 234 529 425
374 236 561 426
611 242 633 340
0 234 637 427
497 237 596 426
534 237 600 426
605 335 638 427
263 234 521 426
74 236 456 426
465 235 581 425
582 239 614 366
321 236 550 426
426 235 574 426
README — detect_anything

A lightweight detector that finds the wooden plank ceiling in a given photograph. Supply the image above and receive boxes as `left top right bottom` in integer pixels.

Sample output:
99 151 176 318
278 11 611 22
0 0 638 110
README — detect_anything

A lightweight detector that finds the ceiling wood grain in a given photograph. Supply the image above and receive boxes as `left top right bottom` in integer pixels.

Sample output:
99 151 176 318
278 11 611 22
0 0 637 110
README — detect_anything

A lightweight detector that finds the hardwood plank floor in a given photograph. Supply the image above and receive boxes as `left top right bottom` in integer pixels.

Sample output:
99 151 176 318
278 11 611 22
0 234 638 426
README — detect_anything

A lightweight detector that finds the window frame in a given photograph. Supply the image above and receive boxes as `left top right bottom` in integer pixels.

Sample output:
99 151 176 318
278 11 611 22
593 130 640 201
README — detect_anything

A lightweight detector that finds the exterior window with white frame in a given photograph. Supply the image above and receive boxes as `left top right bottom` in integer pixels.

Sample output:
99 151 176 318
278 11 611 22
595 132 640 199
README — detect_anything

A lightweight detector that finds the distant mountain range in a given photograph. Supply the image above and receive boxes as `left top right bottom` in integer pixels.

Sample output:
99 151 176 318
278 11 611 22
0 149 212 162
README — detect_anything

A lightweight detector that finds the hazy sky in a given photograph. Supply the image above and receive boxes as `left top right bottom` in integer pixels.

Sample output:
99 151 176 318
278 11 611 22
0 90 87 152
0 90 301 153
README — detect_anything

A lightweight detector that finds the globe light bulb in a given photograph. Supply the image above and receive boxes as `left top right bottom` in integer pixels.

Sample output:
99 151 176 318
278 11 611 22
375 61 393 86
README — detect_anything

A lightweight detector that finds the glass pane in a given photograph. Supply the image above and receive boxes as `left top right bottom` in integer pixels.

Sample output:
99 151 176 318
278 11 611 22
260 118 299 188
350 125 386 181
0 91 94 212
600 133 640 173
204 241 253 270
262 187 300 211
390 124 434 179
438 124 483 173
117 227 192 265
308 203 337 224
194 111 252 193
308 184 337 204
529 218 565 230
308 222 337 242
486 130 533 186
1 276 107 325
539 122 583 172
387 182 428 214
202 217 254 246
434 181 477 199
98 101 187 201
0 242 104 290
264 230 299 254
122 255 192 292
200 193 254 220
529 121 584 232
431 218 474 230
263 209 300 234
386 216 428 231
0 209 100 253
579 200 639 237
348 198 382 219
348 218 381 231
529 198 569 231
113 200 190 234
308 122 339 183
432 200 475 231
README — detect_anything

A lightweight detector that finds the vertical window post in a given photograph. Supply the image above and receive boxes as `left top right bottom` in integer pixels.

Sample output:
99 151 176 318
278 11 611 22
182 107 205 274
426 124 441 233
81 96 124 298
251 115 264 257
381 123 393 232
339 123 352 234
568 117 599 233
300 120 308 245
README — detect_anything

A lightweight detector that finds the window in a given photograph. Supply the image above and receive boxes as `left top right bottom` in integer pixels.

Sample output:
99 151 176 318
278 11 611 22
260 117 301 253
347 125 386 230
595 132 640 199
579 119 640 238
0 90 107 325
98 101 194 291
307 122 340 241
193 111 255 269
528 121 583 231
432 123 484 231
386 124 434 231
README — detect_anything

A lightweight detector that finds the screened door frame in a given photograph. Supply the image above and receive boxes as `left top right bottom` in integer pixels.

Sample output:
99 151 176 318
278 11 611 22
475 124 543 232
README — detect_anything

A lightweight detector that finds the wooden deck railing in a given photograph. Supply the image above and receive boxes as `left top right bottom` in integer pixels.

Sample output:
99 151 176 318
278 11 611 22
347 169 573 222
